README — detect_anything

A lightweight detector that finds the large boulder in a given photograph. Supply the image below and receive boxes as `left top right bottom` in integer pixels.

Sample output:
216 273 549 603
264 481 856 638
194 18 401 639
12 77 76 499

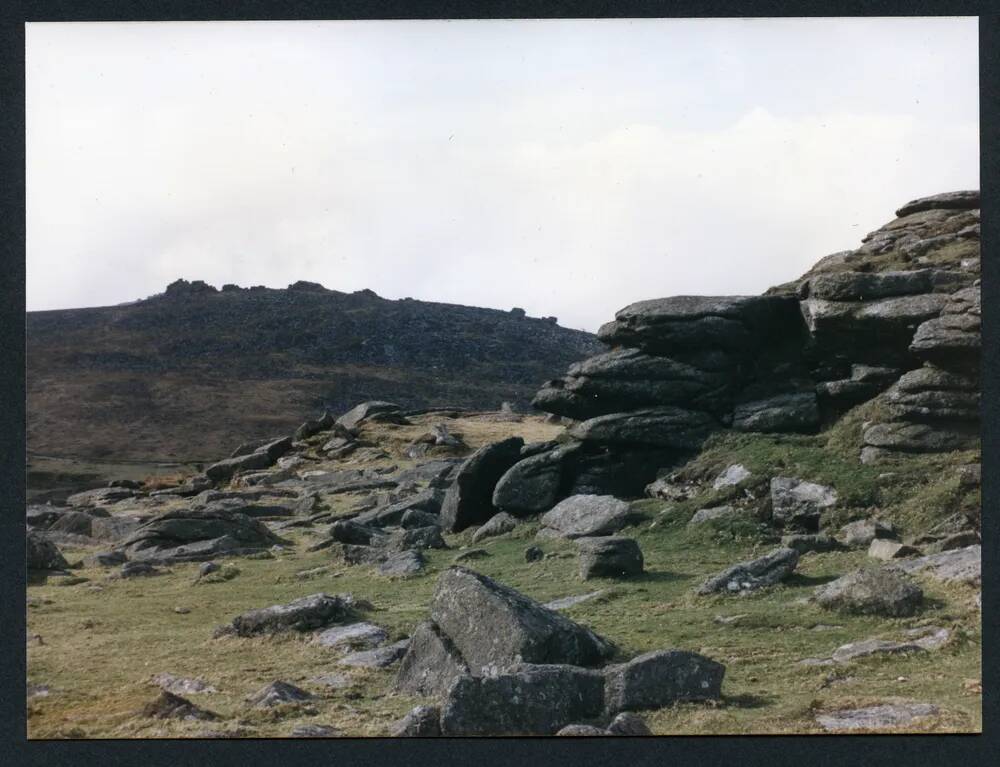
122 508 285 563
603 650 725 713
222 593 355 636
491 443 581 516
696 548 799 595
597 295 800 355
26 531 69 572
539 495 631 539
814 567 923 617
428 568 615 674
567 407 717 450
769 477 838 530
439 664 606 736
576 537 644 580
439 438 524 532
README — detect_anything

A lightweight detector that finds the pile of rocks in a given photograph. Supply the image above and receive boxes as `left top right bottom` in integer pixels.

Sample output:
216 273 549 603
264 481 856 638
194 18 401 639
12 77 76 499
392 567 724 735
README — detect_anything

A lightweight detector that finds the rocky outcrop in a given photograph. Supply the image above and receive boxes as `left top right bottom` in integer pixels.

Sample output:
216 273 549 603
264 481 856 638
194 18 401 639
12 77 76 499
439 439 524 532
526 191 980 485
122 508 286 563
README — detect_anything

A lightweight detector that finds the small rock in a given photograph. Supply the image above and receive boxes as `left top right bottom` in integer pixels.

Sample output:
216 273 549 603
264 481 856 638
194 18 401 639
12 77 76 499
471 512 519 543
453 548 490 563
313 622 388 651
556 724 609 736
815 702 939 732
603 649 725 713
831 639 925 663
711 464 752 490
524 545 544 563
814 567 923 616
142 691 218 720
378 549 425 577
688 505 738 526
246 681 314 708
390 705 441 737
539 494 631 538
338 639 410 669
151 672 218 695
606 711 652 736
543 591 607 611
577 536 644 580
697 548 799 594
868 539 921 561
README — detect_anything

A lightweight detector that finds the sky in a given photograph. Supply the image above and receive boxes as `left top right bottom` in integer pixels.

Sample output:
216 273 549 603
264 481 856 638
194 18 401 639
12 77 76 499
26 18 979 331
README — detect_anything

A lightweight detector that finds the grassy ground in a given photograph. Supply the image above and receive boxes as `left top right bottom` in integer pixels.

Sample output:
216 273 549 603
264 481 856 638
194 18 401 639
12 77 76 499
26 415 981 738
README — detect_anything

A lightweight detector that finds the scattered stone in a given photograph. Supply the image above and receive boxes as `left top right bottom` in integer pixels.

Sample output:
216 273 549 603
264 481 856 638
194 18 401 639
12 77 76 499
543 591 607 611
151 672 218 695
338 639 410 669
889 545 980 586
142 691 218 720
223 593 355 637
831 639 925 663
246 681 314 708
816 702 939 732
868 539 921 561
839 519 898 548
814 567 923 617
576 537 644 580
697 547 799 595
524 545 544 563
471 512 519 543
390 705 442 737
770 477 837 530
603 650 725 713
378 549 425 577
314 622 388 651
539 494 631 539
84 550 127 568
905 626 952 651
712 464 752 490
439 664 606 736
309 672 351 689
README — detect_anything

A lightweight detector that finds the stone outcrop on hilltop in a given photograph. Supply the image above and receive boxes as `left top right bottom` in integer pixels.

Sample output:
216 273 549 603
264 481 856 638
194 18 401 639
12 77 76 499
522 191 980 499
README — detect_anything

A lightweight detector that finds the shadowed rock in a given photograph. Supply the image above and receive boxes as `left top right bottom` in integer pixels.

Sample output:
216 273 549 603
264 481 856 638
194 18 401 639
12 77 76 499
439 438 525 532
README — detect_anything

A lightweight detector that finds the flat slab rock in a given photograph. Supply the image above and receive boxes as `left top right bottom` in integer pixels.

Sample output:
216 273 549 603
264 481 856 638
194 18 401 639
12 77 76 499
603 650 725 714
539 494 631 539
337 639 410 669
888 545 980 586
246 681 314 708
697 547 799 595
221 593 355 637
313 622 388 651
816 702 940 732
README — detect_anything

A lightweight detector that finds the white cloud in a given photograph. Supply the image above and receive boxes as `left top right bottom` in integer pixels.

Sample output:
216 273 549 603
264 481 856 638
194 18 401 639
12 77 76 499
26 18 979 330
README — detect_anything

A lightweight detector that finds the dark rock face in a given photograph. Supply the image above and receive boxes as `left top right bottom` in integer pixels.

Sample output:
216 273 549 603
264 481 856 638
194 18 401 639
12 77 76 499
576 537 644 580
122 508 285 563
732 392 819 433
223 593 355 636
439 438 525 532
568 407 717 450
603 650 725 713
26 531 69 572
696 548 799 595
439 664 606 736
491 443 580 516
814 567 923 616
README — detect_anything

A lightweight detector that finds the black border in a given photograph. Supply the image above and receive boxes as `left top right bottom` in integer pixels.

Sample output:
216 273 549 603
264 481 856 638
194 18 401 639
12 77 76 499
2 3 996 767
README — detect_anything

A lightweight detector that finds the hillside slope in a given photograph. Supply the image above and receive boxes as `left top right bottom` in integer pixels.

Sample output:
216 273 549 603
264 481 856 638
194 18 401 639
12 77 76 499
27 282 601 461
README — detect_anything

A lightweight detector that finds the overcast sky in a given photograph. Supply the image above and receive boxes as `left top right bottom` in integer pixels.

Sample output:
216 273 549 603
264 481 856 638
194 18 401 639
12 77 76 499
26 18 979 331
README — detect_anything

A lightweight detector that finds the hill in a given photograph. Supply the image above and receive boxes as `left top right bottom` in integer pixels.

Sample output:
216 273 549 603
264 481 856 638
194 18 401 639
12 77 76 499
27 282 601 462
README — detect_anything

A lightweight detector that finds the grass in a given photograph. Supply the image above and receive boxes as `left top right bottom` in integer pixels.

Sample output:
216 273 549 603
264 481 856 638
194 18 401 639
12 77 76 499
26 414 981 738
